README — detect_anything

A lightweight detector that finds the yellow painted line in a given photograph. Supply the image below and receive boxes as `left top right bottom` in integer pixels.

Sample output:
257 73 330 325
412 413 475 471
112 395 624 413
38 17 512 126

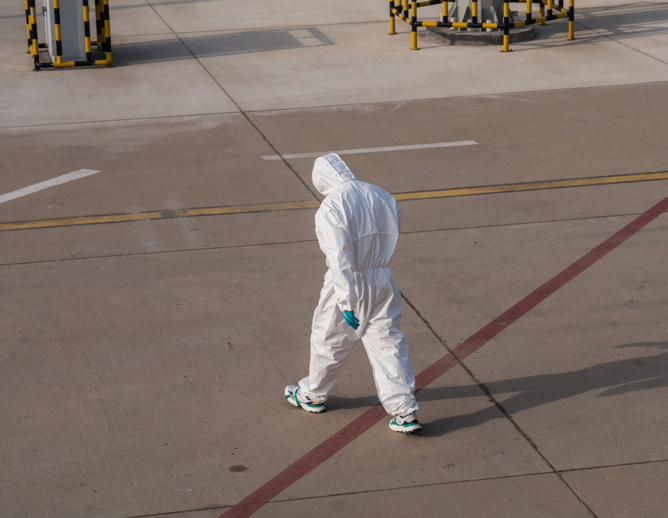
2 171 668 233
393 171 668 202
0 201 320 232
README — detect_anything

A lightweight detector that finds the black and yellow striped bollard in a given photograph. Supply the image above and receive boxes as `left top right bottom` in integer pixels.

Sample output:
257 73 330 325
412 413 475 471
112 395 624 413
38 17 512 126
411 0 418 50
501 0 512 52
568 0 575 39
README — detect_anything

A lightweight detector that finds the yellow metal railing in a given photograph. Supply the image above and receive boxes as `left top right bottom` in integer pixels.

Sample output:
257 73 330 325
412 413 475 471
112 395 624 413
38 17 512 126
26 0 112 70
388 0 575 52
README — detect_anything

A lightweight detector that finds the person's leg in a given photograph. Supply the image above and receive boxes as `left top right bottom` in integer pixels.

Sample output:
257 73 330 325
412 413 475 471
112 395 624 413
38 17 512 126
361 272 419 417
298 280 357 404
362 326 419 416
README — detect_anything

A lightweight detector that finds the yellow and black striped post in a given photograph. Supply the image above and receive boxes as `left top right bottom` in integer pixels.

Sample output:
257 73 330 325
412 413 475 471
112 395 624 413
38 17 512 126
23 0 113 69
547 0 553 18
28 0 39 69
53 0 63 65
104 0 112 60
24 0 32 51
95 0 112 66
538 0 546 24
389 0 396 34
472 0 478 25
526 0 532 23
568 0 575 39
411 0 418 50
83 0 93 62
501 0 511 52
94 0 103 46
442 0 448 22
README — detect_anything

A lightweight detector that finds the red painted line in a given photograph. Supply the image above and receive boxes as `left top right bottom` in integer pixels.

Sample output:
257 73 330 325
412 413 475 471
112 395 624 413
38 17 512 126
220 195 668 518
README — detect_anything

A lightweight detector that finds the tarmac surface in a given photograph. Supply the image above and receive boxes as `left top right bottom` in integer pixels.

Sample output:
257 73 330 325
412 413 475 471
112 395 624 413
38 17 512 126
1 0 668 517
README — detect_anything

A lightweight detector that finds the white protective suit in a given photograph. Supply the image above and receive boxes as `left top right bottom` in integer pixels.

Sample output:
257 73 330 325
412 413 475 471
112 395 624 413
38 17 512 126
298 154 419 417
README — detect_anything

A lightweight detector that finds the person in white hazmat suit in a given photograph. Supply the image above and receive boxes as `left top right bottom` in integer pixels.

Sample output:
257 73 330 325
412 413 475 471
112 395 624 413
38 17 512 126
284 153 421 433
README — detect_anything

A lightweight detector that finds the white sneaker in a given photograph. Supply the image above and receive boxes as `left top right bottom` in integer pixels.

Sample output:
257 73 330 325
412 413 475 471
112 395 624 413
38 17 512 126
389 413 422 433
284 385 325 414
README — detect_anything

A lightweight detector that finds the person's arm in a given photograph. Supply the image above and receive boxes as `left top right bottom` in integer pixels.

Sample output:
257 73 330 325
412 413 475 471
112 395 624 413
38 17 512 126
315 205 358 313
395 198 403 232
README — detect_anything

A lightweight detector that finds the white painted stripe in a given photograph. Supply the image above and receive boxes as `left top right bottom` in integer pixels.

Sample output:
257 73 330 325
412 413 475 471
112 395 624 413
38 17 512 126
0 169 101 205
261 141 479 161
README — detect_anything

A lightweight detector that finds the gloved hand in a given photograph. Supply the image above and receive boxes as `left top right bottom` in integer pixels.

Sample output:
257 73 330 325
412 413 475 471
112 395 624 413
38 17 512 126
343 310 360 330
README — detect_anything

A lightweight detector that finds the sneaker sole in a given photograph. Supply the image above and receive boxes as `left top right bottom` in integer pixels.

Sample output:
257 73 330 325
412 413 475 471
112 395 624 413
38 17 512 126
284 387 325 414
389 423 422 433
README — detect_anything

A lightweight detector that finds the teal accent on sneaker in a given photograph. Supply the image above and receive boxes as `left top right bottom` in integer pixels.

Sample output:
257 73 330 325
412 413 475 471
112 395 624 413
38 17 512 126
389 414 422 433
284 385 325 413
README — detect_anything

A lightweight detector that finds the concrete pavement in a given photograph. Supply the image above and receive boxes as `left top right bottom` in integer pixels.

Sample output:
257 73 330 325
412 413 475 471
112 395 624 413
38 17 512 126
1 0 668 517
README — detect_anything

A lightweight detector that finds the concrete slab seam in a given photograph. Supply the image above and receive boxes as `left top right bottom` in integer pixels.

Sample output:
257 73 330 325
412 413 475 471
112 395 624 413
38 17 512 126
262 458 668 507
0 111 243 131
100 457 668 518
4 82 668 132
0 210 659 269
558 457 668 475
574 19 668 68
402 292 599 517
238 81 668 117
217 194 668 518
3 83 668 131
122 472 559 518
140 0 321 202
2 170 668 233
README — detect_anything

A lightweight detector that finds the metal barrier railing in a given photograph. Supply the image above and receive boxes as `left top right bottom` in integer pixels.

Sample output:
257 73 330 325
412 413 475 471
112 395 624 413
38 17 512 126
389 0 575 52
25 0 112 70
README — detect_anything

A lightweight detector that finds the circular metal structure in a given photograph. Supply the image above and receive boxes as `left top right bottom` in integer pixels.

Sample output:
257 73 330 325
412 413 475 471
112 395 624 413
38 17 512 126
388 0 575 52
421 24 536 46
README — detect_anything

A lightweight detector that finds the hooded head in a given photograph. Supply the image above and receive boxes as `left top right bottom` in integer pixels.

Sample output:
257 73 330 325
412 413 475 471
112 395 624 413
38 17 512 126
312 153 356 196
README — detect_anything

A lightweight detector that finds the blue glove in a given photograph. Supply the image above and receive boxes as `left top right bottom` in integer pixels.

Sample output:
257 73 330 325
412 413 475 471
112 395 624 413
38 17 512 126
343 310 360 330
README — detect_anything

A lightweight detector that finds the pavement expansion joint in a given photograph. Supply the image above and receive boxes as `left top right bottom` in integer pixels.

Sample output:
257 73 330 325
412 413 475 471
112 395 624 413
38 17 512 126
395 194 668 518
402 292 563 474
575 20 668 68
139 0 321 202
0 238 320 268
242 80 668 116
266 470 557 504
122 505 231 518
4 83 667 131
2 170 667 233
125 470 561 518
404 288 598 517
242 114 321 200
0 111 243 131
405 211 648 237
558 457 668 474
0 211 656 268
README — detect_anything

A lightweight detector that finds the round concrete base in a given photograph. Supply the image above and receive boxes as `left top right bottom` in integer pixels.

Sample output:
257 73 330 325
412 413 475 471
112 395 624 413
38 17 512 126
422 25 536 46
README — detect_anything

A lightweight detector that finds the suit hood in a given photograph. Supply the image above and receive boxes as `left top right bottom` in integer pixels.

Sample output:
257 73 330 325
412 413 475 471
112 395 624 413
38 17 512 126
312 153 356 196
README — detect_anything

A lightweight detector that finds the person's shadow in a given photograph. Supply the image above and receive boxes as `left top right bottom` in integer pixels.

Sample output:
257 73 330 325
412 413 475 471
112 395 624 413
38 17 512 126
328 342 668 437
